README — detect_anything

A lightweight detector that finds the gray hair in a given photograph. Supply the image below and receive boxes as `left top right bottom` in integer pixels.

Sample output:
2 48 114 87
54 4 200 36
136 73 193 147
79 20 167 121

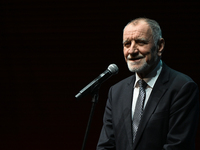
125 18 162 46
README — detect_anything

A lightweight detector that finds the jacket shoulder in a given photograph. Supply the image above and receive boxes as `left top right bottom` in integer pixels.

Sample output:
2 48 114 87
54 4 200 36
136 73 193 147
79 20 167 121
112 75 135 88
166 65 195 83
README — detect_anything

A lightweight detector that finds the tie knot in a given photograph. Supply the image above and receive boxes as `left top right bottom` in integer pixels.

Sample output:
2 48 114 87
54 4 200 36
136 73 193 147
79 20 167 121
138 79 147 89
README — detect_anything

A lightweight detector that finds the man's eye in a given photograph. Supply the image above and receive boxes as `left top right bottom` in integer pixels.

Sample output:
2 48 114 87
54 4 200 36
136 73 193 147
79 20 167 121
124 42 131 47
136 40 148 45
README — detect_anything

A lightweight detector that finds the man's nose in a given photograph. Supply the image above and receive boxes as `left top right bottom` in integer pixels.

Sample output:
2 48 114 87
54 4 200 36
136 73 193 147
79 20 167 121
128 42 138 53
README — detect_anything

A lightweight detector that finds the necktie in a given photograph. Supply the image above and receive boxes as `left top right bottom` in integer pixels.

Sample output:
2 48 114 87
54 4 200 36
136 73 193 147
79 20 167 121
132 79 147 142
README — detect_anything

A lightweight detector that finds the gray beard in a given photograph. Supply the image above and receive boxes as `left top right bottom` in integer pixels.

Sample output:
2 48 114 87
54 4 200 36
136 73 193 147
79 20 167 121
127 61 150 73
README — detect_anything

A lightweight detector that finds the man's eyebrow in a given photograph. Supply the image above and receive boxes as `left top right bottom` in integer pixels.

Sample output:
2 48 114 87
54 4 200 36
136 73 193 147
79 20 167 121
136 38 149 43
122 39 129 44
136 37 147 41
122 37 148 44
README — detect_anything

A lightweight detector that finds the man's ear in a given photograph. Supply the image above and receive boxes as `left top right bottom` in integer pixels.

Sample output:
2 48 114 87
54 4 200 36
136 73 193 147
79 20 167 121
157 38 165 57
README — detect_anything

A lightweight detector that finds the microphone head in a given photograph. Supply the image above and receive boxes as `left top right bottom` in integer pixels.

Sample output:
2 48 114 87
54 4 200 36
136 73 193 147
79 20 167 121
108 64 119 75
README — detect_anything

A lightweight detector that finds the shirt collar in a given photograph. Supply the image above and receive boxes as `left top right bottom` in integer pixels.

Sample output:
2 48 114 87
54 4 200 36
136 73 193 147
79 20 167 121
134 60 163 88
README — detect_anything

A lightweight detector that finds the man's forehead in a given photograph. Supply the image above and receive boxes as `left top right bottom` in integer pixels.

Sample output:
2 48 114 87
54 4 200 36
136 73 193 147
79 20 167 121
124 21 151 33
123 30 147 41
123 30 145 36
123 23 152 39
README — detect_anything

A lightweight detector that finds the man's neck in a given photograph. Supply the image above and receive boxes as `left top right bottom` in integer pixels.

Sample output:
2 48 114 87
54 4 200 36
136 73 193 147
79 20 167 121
137 59 161 79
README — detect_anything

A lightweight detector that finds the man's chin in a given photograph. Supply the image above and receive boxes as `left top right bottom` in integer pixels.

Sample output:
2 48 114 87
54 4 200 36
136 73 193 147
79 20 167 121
127 65 141 73
128 68 140 73
127 62 148 73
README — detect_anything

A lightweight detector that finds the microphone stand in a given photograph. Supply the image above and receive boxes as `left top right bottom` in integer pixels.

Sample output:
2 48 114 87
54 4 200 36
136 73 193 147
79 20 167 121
81 87 99 150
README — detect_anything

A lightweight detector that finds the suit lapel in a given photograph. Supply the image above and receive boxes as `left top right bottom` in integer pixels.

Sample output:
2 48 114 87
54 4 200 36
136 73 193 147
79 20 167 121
133 63 170 149
123 75 135 150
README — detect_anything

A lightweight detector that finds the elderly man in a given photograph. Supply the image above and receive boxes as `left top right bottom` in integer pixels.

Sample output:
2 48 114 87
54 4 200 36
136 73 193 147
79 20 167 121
97 18 199 150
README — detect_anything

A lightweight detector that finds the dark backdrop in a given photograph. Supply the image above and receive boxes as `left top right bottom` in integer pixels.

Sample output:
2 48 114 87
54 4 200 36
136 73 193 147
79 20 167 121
1 1 200 150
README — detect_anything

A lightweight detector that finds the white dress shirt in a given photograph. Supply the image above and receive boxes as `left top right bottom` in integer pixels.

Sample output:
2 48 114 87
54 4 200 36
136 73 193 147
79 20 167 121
132 60 163 119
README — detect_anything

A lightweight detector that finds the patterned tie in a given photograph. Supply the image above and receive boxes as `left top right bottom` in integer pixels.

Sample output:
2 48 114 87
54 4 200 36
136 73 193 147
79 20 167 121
132 79 147 142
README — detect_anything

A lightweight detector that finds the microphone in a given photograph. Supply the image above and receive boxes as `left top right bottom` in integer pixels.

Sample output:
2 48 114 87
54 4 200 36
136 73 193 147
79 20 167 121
75 64 119 99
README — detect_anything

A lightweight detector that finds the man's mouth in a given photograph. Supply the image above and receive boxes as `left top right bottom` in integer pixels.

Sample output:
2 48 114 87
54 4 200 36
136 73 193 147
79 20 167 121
127 56 144 61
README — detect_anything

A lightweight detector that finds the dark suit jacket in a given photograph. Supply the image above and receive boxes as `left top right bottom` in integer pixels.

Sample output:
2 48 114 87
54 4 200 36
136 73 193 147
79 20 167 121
97 63 199 150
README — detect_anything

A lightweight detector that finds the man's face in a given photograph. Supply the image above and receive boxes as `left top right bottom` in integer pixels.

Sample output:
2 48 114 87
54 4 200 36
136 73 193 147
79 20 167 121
123 21 160 78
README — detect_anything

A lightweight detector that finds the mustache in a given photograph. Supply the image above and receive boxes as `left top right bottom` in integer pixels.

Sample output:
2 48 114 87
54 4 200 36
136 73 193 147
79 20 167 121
127 54 144 60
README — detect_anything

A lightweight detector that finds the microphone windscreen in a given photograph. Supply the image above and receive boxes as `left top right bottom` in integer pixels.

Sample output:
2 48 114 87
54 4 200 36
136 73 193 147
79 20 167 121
108 64 119 75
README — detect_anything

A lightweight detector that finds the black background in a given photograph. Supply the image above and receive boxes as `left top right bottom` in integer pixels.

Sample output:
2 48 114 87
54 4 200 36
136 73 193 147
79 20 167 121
1 1 200 149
